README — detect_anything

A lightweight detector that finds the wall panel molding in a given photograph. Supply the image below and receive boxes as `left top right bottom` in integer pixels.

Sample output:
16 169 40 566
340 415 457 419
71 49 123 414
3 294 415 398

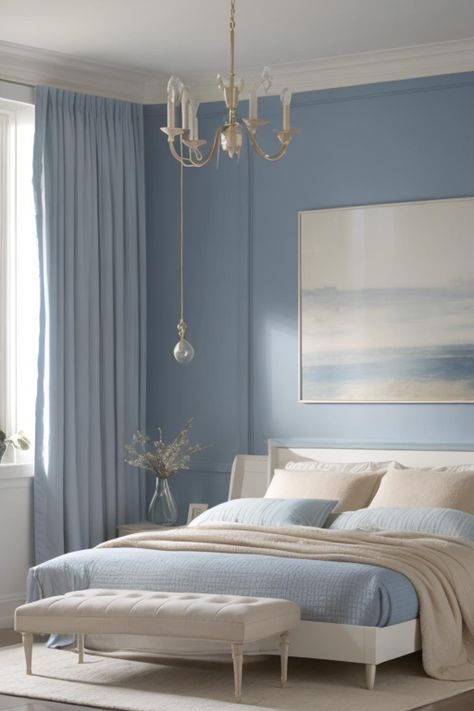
246 145 255 454
187 462 233 474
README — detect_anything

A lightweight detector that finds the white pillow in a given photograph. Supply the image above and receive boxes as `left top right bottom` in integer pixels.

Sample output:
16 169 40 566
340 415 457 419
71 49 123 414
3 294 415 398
369 463 474 514
265 468 384 513
393 462 474 473
284 459 394 473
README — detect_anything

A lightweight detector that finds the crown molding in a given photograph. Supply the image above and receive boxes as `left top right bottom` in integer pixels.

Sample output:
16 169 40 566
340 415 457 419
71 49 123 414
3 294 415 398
0 40 168 103
144 36 474 103
2 37 474 106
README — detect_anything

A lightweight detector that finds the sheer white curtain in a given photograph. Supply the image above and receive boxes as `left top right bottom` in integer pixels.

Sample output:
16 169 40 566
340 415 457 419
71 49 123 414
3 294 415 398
0 100 36 461
0 112 10 438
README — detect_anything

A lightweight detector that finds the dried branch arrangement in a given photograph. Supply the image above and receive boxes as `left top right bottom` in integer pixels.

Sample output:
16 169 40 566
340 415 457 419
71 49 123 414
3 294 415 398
125 418 209 479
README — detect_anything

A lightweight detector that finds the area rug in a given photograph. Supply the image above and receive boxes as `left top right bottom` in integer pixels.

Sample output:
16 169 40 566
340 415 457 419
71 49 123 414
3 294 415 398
0 644 473 711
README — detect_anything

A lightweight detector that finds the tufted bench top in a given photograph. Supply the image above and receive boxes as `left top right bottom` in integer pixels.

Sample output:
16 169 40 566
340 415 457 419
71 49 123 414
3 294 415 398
16 589 301 701
15 589 301 644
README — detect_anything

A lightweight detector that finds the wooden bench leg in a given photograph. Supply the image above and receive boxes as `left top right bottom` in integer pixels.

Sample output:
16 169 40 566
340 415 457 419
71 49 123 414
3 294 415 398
77 634 85 663
280 632 289 686
22 633 33 675
231 643 244 702
366 663 376 690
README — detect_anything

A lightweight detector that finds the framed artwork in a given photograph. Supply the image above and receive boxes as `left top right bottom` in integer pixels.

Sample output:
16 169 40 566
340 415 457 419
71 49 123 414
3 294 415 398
299 198 474 403
186 502 209 523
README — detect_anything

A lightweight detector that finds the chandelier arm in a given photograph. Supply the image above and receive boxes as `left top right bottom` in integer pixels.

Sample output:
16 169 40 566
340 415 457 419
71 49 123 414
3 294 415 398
167 139 200 167
244 125 291 161
172 125 225 168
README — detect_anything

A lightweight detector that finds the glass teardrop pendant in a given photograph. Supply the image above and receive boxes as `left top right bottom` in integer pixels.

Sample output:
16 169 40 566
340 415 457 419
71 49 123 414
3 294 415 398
174 338 195 364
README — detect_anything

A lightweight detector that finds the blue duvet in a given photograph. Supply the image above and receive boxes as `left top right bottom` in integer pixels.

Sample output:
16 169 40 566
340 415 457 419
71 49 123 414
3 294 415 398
27 547 418 627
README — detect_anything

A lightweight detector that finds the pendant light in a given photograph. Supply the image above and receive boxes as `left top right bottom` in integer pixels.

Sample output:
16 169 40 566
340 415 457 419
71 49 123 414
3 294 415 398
173 146 195 364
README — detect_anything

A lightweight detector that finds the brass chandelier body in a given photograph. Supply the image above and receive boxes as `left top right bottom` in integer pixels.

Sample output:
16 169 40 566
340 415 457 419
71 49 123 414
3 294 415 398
161 0 298 167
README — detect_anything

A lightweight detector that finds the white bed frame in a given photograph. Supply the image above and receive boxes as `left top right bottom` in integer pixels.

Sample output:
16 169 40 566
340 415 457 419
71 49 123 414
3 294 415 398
227 441 474 689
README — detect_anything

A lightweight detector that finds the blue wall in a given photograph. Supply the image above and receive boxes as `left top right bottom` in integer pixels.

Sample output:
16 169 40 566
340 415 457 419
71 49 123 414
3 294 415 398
145 72 474 521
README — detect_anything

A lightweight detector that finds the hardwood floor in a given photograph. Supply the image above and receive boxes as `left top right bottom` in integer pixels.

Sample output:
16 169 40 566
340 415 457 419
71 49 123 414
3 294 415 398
0 630 473 710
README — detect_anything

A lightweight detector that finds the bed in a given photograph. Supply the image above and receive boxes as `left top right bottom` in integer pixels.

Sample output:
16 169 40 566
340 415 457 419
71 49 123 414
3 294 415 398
27 441 474 689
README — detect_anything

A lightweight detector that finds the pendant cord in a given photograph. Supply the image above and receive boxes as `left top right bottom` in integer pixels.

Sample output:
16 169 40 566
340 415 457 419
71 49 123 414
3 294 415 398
229 0 236 86
179 136 184 326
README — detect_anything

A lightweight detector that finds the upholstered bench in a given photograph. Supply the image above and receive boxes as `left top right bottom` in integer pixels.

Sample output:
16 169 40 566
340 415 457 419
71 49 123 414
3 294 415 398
15 589 301 702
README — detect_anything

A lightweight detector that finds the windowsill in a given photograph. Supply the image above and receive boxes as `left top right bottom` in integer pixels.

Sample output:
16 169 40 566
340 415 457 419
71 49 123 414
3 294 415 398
0 462 34 479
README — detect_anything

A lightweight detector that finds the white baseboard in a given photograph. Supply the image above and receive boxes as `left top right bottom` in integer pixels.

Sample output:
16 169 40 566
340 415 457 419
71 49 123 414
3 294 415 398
0 592 26 629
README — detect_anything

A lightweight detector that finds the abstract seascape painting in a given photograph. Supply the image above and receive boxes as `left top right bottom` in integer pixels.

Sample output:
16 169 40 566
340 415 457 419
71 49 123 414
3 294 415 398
299 198 474 402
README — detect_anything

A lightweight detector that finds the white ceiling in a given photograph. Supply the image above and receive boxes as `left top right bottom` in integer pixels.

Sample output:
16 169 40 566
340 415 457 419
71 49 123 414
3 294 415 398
1 0 474 102
1 0 474 74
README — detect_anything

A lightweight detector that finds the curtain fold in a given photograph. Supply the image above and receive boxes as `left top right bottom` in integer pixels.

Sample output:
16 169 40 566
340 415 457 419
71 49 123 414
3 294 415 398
33 86 147 564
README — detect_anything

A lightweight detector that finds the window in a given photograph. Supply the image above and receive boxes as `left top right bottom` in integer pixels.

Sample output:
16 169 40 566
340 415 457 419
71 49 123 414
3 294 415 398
0 97 37 463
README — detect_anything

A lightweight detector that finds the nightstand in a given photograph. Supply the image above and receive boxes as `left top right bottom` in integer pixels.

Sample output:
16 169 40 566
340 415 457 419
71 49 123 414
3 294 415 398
117 521 180 537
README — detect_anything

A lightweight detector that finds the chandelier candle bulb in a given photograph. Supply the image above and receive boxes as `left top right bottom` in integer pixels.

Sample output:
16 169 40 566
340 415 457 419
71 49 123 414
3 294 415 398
181 86 190 131
187 103 194 139
281 88 292 130
167 98 175 129
188 100 199 141
249 90 257 121
166 76 182 129
193 101 199 140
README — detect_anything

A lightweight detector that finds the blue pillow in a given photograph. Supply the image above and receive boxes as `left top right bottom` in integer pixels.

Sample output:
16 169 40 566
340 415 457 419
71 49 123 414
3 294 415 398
327 507 474 540
189 497 337 529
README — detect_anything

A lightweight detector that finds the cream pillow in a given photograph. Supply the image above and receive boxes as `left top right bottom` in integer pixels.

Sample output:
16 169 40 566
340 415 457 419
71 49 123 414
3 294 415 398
368 464 474 514
265 468 383 513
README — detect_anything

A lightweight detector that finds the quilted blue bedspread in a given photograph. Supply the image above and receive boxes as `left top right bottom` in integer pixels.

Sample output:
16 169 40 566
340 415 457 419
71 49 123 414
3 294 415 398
27 548 418 627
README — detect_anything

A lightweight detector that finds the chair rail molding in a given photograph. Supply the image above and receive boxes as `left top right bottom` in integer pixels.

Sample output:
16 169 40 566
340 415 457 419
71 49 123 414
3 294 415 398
2 37 474 104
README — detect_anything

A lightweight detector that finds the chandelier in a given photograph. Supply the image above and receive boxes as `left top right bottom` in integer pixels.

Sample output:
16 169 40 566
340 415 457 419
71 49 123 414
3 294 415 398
161 0 298 167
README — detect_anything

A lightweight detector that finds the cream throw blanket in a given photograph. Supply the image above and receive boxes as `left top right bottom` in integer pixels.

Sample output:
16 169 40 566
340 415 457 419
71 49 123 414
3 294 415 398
98 522 474 680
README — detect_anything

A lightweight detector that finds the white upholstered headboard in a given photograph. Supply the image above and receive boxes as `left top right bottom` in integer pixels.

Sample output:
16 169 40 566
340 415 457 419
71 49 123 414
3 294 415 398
228 440 474 500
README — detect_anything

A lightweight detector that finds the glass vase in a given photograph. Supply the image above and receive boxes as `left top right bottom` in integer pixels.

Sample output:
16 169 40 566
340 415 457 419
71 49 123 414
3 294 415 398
148 477 178 526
